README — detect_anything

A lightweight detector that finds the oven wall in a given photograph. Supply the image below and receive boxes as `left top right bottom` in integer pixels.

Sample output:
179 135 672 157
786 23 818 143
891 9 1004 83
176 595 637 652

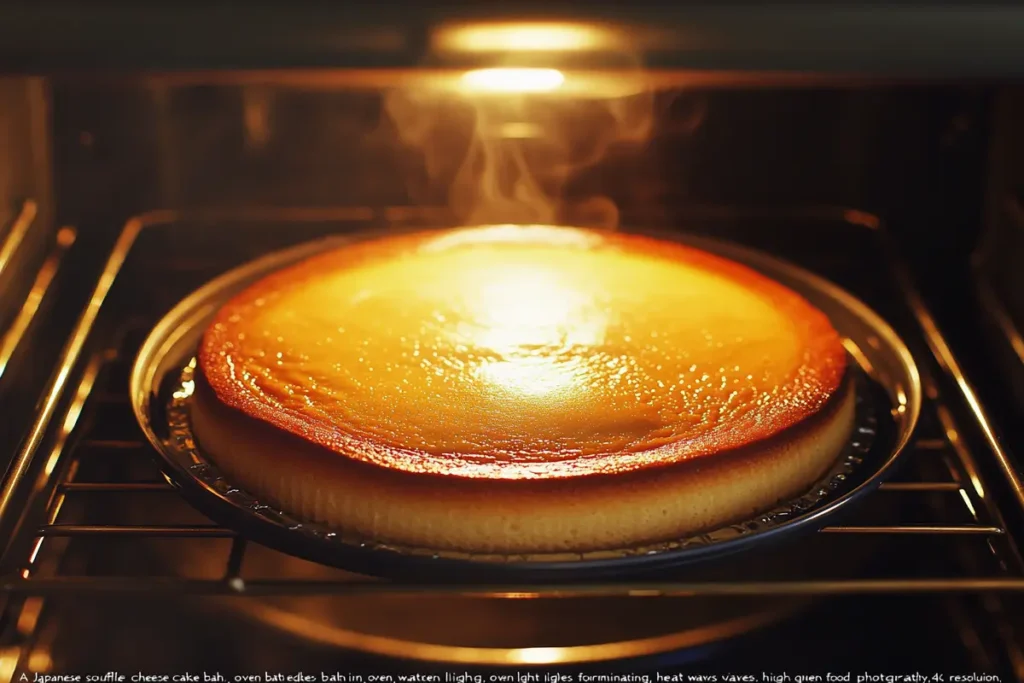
978 89 1024 414
0 78 51 229
0 77 57 472
0 78 54 289
51 83 990 244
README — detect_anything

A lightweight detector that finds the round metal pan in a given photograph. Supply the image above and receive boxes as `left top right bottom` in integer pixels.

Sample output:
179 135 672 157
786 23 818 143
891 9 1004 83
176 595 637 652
131 227 921 582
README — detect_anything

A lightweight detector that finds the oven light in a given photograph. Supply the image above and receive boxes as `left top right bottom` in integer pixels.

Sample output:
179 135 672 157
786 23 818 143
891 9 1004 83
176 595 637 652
514 646 568 665
440 68 647 99
460 68 565 93
435 22 620 53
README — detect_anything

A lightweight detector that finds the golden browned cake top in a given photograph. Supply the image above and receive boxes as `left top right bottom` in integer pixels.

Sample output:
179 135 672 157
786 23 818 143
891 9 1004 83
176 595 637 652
199 225 847 480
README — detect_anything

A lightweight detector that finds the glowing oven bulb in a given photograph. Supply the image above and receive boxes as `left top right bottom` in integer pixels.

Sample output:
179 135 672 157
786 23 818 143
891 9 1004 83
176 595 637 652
460 68 565 94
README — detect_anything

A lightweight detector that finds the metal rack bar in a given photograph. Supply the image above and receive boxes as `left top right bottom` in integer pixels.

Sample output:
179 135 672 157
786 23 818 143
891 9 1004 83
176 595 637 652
0 218 127 553
892 260 1024 516
224 539 248 580
4 577 1024 598
0 200 37 279
0 228 76 382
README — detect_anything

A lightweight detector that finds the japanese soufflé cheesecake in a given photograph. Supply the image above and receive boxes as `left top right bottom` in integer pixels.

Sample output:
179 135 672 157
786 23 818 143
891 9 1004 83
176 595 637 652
191 225 854 554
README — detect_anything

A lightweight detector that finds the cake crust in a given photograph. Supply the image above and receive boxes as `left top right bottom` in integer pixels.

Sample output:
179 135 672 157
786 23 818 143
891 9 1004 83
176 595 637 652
198 225 848 482
191 371 855 553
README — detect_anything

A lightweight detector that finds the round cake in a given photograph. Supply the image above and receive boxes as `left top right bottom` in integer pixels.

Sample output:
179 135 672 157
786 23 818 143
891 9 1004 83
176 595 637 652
192 224 854 554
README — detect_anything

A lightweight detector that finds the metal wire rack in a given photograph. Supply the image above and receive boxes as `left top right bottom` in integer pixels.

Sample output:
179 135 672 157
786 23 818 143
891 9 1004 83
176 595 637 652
0 201 75 396
0 206 1022 673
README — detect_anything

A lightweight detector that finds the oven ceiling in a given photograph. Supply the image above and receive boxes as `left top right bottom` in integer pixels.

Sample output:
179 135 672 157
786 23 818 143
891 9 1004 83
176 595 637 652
0 2 1023 78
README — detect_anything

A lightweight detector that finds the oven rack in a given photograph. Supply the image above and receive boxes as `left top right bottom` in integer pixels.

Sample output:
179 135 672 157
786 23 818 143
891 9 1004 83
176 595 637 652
0 200 75 398
1 206 1023 603
3 358 1022 597
0 199 76 526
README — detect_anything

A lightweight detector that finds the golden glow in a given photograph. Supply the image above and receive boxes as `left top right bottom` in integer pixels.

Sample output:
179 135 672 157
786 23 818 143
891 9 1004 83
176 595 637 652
476 357 582 397
26 651 53 674
463 264 606 397
470 265 606 353
495 122 544 139
206 225 847 479
514 647 568 664
461 68 564 94
423 224 602 251
434 22 620 53
413 70 649 100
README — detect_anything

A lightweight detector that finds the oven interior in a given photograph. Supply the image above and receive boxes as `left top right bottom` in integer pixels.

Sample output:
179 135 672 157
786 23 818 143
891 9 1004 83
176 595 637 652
0 61 1023 676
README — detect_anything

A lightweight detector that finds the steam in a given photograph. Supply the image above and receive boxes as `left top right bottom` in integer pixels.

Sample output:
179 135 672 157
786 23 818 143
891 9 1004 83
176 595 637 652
384 67 655 230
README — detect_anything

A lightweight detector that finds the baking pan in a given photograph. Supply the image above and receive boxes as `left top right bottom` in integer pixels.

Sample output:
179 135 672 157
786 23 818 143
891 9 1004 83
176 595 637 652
131 227 921 582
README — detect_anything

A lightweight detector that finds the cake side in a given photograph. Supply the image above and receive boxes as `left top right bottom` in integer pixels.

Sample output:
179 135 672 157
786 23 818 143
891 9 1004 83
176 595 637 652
190 370 856 554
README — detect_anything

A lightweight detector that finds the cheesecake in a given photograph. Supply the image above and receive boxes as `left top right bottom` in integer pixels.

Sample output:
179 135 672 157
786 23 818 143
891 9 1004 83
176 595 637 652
192 225 854 554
